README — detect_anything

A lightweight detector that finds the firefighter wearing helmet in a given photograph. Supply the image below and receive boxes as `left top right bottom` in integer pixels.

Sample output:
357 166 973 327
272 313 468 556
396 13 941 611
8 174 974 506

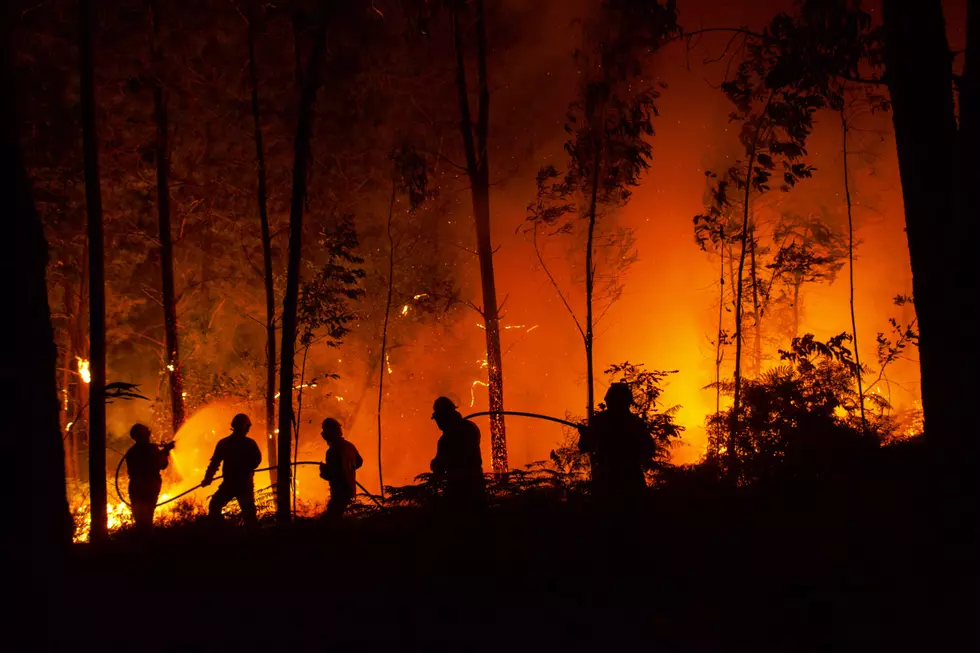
577 383 655 501
202 413 262 528
430 396 486 510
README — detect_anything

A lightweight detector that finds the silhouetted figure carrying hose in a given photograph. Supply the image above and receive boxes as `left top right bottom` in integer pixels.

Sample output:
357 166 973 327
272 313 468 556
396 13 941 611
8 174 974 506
430 396 486 512
123 423 174 533
202 413 261 529
577 383 655 504
319 418 363 523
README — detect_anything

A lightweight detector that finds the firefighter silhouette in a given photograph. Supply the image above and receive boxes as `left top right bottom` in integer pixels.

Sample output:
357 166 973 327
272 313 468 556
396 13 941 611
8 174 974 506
202 414 262 528
578 383 655 501
123 423 174 533
430 396 486 510
319 418 363 522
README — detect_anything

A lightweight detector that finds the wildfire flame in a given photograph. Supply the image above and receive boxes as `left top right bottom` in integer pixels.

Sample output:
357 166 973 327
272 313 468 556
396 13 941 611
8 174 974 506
76 357 91 384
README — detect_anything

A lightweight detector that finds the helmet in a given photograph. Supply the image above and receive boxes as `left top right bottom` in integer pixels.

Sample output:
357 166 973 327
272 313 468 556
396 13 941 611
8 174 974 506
130 423 151 440
604 383 633 409
321 417 342 438
231 413 252 431
432 396 457 418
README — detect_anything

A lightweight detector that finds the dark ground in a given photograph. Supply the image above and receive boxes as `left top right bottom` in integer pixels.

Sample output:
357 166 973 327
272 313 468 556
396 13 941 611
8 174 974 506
32 441 977 652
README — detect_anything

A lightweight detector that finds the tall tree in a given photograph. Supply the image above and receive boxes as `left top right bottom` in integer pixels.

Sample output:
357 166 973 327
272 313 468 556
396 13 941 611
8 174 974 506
79 0 108 541
148 0 185 434
448 0 507 473
6 9 73 554
376 147 432 498
527 0 676 420
880 0 978 453
277 1 329 523
245 1 278 484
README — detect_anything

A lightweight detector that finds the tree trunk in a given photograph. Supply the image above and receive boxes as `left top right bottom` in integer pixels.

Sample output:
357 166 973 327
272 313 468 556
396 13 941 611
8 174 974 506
585 148 601 420
246 3 278 484
78 0 108 542
376 182 396 500
715 227 725 416
748 229 762 376
841 108 866 433
6 14 74 554
149 0 184 435
451 0 507 473
277 3 328 523
881 1 968 446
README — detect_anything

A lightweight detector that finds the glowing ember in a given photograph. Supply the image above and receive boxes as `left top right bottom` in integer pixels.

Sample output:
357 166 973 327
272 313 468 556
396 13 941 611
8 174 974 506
76 357 91 384
470 380 488 407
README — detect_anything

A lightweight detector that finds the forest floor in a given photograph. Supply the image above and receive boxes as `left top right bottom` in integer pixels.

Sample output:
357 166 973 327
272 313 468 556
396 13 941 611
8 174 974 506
38 440 974 652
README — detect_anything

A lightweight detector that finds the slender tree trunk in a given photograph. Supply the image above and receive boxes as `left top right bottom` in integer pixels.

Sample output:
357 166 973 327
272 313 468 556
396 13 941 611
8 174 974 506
60 280 76 480
246 4 278 484
7 15 74 553
731 112 768 475
376 182 396 500
451 0 507 473
78 0 108 542
293 344 310 515
585 148 601 420
149 0 184 435
277 3 328 523
748 229 762 376
715 227 725 415
841 107 866 433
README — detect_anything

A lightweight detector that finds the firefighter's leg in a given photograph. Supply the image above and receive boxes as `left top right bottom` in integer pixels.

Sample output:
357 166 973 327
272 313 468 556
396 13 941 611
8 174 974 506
208 483 235 520
131 499 155 532
237 484 258 528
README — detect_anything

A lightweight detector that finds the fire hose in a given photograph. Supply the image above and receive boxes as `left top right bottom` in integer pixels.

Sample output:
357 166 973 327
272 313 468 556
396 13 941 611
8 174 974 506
113 411 580 511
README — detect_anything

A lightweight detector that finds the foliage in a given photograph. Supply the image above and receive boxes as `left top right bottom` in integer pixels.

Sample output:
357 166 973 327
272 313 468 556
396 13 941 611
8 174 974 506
298 214 366 348
706 333 891 482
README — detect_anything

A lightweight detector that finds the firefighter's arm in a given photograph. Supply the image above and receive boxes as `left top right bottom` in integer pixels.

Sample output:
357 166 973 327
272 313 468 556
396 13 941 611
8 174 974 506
430 436 446 474
202 443 222 486
250 441 262 470
158 442 175 470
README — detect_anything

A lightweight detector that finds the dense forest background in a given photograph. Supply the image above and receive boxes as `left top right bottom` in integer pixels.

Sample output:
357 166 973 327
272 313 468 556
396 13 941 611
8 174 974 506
15 0 961 514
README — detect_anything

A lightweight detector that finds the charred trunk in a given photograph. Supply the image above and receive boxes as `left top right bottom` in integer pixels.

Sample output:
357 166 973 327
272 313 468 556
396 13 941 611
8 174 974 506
451 0 507 473
149 0 184 434
277 3 328 523
246 4 278 484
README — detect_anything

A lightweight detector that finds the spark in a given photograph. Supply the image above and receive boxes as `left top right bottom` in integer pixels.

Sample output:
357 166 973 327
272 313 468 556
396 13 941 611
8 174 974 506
76 357 91 384
401 304 409 315
476 323 486 329
181 391 187 398
386 352 393 375
335 396 345 402
166 364 175 372
413 293 429 300
66 421 73 431
470 380 488 407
